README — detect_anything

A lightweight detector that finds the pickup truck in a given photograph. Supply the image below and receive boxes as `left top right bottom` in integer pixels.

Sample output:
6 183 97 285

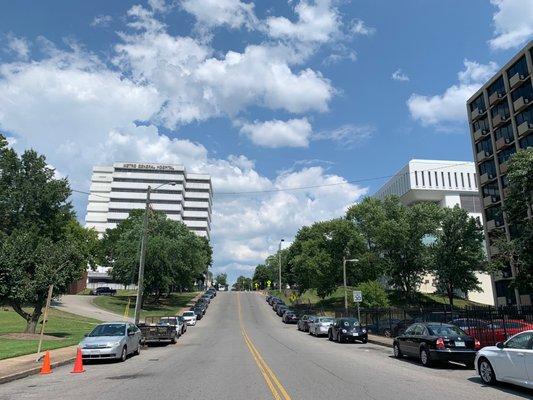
137 316 178 345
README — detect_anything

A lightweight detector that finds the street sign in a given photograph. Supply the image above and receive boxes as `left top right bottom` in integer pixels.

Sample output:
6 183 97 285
266 280 271 288
254 282 259 290
353 290 363 303
289 293 297 303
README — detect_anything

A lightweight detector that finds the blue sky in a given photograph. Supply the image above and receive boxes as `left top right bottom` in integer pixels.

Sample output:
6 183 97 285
1 0 532 283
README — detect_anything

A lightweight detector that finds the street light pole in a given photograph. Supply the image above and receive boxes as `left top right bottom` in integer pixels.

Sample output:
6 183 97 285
343 258 359 314
133 181 176 325
278 239 284 293
134 185 151 325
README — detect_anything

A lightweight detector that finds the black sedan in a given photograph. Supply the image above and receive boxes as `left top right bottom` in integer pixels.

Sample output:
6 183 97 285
328 318 368 343
392 323 480 368
191 307 204 320
282 311 299 324
276 305 289 317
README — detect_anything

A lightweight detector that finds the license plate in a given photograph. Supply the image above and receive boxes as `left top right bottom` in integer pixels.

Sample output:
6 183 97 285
352 332 359 336
85 349 100 354
455 341 465 347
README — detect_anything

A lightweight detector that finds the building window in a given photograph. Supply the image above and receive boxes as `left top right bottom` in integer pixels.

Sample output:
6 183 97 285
507 55 529 80
447 172 452 188
473 117 489 133
519 133 533 149
469 94 486 112
460 173 465 188
475 137 493 155
490 101 510 120
487 76 505 97
479 160 496 177
494 123 514 142
516 106 533 126
467 173 471 188
498 146 516 164
511 81 533 102
454 172 458 187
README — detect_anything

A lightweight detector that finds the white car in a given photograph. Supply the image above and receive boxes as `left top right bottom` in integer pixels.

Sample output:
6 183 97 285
475 330 533 390
309 317 334 336
182 311 197 326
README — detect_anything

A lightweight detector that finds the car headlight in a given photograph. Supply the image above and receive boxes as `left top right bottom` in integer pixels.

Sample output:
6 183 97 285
342 329 347 333
362 329 367 333
108 341 121 347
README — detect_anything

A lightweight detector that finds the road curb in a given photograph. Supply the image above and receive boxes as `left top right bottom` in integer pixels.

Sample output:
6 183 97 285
0 357 76 385
367 337 393 348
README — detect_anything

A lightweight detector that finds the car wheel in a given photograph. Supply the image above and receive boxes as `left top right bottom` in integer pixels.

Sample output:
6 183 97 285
419 348 431 367
120 346 127 362
336 333 341 343
134 343 141 356
393 342 402 358
328 331 333 341
171 335 177 344
478 358 496 385
361 338 368 344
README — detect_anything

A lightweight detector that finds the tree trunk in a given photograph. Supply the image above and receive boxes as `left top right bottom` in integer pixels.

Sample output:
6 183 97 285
447 285 454 309
11 301 44 334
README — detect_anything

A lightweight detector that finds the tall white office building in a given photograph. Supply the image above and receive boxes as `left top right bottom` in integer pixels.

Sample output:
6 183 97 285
374 159 494 305
85 162 212 239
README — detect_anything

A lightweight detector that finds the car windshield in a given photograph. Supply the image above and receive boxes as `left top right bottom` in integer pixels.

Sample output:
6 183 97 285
183 312 195 317
88 324 125 337
341 319 360 327
427 325 466 336
319 318 333 323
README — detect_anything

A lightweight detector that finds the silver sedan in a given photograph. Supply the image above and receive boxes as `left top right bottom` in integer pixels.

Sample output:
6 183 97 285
79 322 142 362
309 317 334 337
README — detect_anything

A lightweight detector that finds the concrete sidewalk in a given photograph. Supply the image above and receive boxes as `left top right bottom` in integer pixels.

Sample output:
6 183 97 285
0 345 79 385
368 334 393 348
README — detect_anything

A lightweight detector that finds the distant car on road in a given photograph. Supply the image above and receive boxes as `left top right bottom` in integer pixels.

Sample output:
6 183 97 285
328 318 368 344
474 330 533 389
91 287 117 296
282 311 299 324
159 316 184 337
393 323 480 368
182 311 197 326
309 317 334 337
79 322 141 362
297 315 315 332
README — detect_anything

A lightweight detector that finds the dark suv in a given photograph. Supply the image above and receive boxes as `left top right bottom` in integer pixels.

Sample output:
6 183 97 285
92 287 117 296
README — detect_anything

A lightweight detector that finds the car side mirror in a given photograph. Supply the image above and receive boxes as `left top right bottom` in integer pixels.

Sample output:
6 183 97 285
128 331 135 336
496 342 504 349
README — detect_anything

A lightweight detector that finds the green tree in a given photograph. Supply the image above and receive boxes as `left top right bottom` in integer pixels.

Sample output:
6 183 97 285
101 209 212 299
232 275 252 291
492 148 533 295
0 135 97 332
287 218 367 298
347 196 441 300
354 280 390 308
430 206 487 308
215 273 227 287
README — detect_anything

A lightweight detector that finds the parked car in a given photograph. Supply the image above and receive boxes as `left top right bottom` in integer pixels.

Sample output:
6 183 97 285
297 315 314 332
182 311 197 326
276 305 289 317
475 330 533 389
79 322 141 361
194 302 207 314
177 316 187 334
328 318 368 343
309 317 334 337
201 295 211 303
487 319 533 342
266 295 273 303
91 287 117 296
393 323 480 368
282 311 299 324
159 316 183 338
192 307 204 320
273 301 285 311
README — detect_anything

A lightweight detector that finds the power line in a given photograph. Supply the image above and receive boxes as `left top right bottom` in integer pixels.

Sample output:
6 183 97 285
71 161 474 198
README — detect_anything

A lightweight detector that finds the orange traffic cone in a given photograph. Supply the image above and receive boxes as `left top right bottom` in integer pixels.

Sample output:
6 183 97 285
71 348 85 373
39 351 52 374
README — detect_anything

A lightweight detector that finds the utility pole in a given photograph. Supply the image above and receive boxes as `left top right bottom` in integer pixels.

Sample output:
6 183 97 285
134 186 151 325
343 258 359 315
278 239 284 293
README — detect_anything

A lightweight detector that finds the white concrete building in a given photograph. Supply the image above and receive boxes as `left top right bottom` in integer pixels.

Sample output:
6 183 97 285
85 162 212 239
374 159 494 305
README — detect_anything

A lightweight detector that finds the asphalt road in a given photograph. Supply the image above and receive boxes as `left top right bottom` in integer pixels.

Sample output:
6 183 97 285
1 292 530 400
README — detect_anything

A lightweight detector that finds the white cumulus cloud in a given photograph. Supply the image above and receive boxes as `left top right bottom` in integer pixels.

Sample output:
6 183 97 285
489 0 533 50
240 118 312 148
181 0 257 29
391 69 409 82
407 60 498 128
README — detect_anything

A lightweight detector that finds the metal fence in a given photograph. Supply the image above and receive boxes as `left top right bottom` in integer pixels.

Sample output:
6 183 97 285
289 302 533 348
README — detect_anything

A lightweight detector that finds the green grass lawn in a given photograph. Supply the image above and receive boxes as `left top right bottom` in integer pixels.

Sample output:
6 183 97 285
268 288 483 310
93 292 199 320
0 308 101 360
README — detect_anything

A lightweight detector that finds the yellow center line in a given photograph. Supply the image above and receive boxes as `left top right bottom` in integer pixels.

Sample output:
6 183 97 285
237 293 292 400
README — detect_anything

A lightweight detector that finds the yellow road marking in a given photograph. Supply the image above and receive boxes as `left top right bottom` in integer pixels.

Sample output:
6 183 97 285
237 293 292 400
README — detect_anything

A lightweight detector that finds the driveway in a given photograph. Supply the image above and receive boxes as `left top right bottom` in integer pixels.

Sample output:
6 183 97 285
53 295 133 323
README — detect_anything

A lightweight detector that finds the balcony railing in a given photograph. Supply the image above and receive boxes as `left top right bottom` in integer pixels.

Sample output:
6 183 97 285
471 108 486 121
480 172 497 184
513 96 531 113
476 150 493 162
517 120 533 137
495 136 514 150
509 73 527 89
483 195 501 208
473 128 489 141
